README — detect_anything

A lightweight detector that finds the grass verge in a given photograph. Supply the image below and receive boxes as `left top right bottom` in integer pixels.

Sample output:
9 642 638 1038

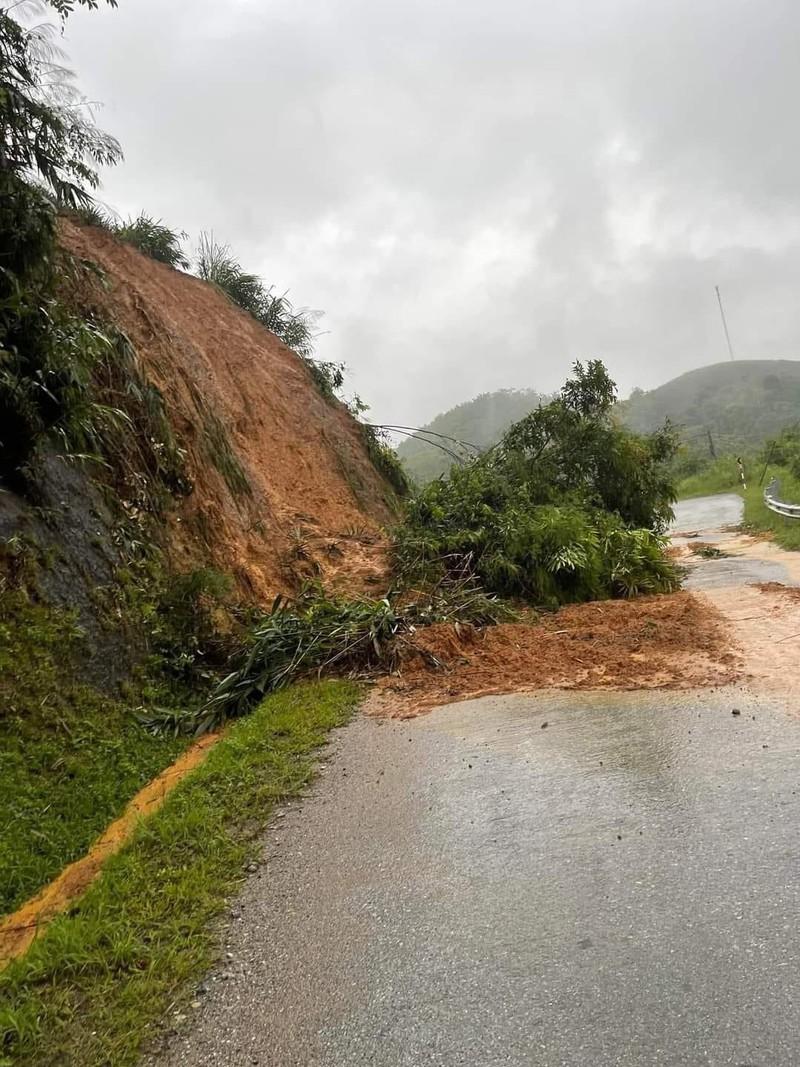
0 590 187 914
675 455 752 499
0 679 359 1067
741 466 800 550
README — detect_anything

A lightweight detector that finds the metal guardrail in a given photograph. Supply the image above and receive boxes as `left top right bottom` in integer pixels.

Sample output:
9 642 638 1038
764 478 800 519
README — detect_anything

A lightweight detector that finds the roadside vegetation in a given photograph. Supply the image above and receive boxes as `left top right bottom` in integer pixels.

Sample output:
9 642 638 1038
740 426 800 548
741 469 800 550
0 0 397 914
674 425 800 550
0 545 246 911
0 682 359 1067
675 454 753 499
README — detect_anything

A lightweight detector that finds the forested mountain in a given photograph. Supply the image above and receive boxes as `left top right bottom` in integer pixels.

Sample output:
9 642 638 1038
618 360 800 453
401 361 800 481
397 388 546 481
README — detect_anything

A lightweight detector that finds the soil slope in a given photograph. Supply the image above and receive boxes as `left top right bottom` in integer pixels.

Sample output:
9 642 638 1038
60 219 395 600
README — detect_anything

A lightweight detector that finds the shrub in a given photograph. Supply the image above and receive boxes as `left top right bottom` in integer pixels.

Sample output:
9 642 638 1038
116 214 189 269
195 233 319 357
394 362 680 604
0 2 122 480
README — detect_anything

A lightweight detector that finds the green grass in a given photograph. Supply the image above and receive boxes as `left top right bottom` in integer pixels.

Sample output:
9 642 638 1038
0 590 187 915
676 455 752 499
741 466 800 550
0 680 359 1067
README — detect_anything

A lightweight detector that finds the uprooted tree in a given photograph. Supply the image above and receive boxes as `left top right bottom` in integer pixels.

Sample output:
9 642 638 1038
395 360 680 604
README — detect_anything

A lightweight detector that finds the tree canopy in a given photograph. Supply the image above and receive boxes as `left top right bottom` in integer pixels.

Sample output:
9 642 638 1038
395 361 680 604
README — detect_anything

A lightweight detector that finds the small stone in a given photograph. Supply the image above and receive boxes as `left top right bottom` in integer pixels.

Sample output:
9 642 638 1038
541 721 549 729
732 708 741 716
246 863 258 873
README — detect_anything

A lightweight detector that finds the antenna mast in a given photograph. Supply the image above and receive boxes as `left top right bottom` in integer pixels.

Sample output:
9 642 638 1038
715 285 735 361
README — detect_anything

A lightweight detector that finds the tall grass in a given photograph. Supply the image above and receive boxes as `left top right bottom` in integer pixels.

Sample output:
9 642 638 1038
741 466 800 550
195 233 319 358
676 454 753 499
115 214 189 269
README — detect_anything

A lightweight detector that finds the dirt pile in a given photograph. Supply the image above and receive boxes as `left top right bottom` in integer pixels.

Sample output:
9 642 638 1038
368 591 741 717
59 219 396 600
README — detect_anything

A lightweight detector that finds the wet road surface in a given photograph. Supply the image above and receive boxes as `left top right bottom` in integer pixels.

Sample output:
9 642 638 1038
672 494 796 589
153 494 800 1067
155 689 800 1067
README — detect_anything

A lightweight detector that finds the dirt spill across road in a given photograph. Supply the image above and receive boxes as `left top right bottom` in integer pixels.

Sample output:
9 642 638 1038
672 493 800 702
367 492 800 719
367 592 739 719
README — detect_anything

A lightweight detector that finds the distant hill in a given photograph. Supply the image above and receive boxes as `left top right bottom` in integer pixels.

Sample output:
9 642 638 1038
397 388 546 482
399 361 800 483
618 360 800 452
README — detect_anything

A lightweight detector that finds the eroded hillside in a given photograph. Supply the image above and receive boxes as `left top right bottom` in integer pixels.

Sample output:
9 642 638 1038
59 219 396 599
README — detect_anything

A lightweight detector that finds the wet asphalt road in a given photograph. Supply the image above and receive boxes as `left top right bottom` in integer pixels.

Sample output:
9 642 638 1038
153 496 800 1067
671 493 795 589
155 689 800 1067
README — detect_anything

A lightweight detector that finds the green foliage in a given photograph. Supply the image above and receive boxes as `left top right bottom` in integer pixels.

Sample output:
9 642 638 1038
0 6 121 208
150 578 512 734
195 233 319 358
396 499 676 605
360 422 410 498
760 425 800 479
0 274 126 480
395 362 679 604
115 214 189 269
676 454 752 499
0 583 186 914
0 2 122 481
0 681 358 1067
398 387 547 483
741 466 800 551
191 591 401 731
148 568 236 684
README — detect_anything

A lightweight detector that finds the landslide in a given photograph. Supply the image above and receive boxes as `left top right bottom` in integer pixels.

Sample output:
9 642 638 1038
59 218 396 600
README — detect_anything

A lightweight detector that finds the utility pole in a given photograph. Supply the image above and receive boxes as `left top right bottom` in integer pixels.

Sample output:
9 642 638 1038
715 285 735 361
706 428 717 459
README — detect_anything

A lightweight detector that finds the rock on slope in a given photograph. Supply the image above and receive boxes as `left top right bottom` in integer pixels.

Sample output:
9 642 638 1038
60 219 397 599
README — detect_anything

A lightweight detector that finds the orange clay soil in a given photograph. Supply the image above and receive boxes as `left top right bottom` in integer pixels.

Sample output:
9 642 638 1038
0 733 219 970
367 591 742 718
59 219 395 601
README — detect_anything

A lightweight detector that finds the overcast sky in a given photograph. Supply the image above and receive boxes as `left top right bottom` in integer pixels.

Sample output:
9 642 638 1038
62 0 800 427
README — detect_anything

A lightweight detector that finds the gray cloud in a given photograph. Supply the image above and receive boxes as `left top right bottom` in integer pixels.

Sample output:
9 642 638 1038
64 0 800 426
